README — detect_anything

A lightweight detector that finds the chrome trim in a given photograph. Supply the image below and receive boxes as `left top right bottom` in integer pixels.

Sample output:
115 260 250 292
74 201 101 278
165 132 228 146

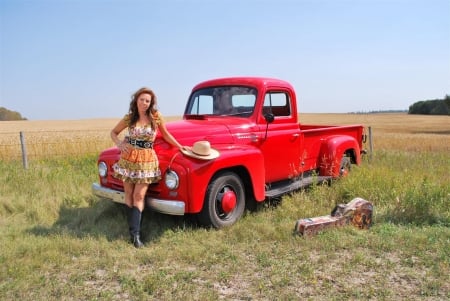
91 183 185 216
147 198 185 216
92 183 125 204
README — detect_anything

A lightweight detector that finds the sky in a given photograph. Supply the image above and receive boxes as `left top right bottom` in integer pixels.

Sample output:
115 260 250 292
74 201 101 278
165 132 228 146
1 0 449 120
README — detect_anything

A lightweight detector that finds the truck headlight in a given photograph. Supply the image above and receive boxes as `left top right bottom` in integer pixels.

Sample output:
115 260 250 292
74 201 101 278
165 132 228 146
98 161 108 177
165 169 179 190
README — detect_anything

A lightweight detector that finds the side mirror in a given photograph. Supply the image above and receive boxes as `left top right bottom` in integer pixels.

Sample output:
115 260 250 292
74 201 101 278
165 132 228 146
263 113 274 141
264 113 274 123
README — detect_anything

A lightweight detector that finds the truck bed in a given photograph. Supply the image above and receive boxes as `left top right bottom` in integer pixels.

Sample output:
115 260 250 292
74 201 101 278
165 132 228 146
299 123 365 172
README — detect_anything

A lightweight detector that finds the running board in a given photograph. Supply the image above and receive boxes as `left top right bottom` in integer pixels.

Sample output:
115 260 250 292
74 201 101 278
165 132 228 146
265 176 332 198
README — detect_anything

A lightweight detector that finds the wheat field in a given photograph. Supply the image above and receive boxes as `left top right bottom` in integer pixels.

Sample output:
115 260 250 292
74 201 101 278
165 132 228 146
300 113 450 152
1 114 449 161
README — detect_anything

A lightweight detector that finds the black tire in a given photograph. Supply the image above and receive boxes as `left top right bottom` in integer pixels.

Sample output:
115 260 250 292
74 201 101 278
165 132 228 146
339 156 352 176
199 171 245 228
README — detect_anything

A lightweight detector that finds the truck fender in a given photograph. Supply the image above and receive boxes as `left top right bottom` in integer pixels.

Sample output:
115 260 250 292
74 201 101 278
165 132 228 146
318 135 361 177
186 146 266 213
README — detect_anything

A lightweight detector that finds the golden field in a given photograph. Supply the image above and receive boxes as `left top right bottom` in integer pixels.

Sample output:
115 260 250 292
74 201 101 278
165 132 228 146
0 118 121 161
299 113 450 152
0 113 449 161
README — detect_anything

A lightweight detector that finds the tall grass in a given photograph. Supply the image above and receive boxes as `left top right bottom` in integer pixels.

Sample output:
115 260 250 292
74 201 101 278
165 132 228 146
0 114 449 300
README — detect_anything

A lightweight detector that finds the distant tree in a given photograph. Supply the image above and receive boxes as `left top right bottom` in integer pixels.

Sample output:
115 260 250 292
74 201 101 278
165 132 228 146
0 107 27 121
408 96 449 115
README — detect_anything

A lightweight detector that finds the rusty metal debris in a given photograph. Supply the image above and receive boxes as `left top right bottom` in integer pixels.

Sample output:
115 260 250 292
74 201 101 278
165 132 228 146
294 197 373 236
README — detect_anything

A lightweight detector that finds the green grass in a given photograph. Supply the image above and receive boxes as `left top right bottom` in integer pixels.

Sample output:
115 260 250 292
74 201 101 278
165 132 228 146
0 150 449 300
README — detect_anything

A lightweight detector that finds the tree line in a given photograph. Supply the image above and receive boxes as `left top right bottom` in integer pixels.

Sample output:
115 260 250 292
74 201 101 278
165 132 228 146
408 95 450 115
0 107 27 121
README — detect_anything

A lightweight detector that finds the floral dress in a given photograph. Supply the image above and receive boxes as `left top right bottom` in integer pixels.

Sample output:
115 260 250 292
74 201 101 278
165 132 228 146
113 112 162 184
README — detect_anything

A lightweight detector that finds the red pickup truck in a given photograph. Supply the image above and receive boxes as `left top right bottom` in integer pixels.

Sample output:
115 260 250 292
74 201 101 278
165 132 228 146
92 77 366 228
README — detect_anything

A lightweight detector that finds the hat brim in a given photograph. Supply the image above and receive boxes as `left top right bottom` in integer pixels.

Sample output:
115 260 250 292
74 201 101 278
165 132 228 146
180 148 220 160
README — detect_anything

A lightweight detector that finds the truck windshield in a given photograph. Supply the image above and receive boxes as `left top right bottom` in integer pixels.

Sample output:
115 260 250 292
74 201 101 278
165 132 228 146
185 86 257 117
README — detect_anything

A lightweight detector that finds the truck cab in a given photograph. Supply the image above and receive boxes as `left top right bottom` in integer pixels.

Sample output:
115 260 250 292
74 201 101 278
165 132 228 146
184 77 302 183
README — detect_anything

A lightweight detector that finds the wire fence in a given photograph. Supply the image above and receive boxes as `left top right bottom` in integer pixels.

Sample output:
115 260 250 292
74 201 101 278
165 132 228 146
0 130 115 167
1 127 374 168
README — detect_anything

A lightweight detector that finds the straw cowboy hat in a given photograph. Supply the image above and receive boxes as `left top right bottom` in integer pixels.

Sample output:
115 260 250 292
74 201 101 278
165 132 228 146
181 140 220 160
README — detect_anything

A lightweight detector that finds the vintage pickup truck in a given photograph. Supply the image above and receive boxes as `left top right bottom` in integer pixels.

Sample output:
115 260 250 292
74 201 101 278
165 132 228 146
92 77 366 228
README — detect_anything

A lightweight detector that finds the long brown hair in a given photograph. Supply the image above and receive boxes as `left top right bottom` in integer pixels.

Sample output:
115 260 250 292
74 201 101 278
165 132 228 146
128 87 158 129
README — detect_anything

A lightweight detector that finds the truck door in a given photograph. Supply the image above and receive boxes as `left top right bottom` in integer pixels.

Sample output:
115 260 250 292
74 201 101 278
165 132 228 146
259 90 303 183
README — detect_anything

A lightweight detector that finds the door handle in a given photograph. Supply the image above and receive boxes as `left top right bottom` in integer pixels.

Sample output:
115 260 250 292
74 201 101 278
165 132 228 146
291 133 300 141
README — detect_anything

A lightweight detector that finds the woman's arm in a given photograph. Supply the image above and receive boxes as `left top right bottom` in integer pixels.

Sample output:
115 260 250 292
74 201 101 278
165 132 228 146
111 118 128 151
158 118 184 150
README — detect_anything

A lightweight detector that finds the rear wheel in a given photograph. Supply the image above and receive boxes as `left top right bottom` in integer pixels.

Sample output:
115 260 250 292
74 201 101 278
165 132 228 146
199 171 245 228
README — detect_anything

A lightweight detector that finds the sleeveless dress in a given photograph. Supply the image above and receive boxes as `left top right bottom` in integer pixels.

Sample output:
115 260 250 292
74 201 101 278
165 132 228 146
113 112 162 184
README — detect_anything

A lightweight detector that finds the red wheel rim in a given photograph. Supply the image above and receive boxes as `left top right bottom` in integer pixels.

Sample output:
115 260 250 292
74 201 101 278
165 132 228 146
221 190 237 213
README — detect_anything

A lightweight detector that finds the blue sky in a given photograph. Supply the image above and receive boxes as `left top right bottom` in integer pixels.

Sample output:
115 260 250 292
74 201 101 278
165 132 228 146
1 0 449 120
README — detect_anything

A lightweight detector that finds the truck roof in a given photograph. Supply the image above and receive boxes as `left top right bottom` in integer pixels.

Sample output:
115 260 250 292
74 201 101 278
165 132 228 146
192 77 294 91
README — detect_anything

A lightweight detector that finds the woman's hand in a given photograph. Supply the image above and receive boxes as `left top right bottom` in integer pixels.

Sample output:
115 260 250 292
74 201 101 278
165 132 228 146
117 141 130 153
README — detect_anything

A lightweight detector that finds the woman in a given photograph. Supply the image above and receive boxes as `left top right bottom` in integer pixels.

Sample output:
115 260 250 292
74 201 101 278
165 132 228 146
111 87 185 248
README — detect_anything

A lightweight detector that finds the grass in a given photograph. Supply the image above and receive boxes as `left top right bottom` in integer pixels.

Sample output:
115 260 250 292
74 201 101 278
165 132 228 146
0 113 449 300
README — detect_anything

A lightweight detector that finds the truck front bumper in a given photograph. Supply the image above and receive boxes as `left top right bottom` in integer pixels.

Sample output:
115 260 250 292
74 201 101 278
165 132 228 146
91 183 185 216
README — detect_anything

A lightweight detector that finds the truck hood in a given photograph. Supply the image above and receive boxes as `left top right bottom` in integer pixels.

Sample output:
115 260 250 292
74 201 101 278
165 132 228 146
99 118 243 159
162 118 238 145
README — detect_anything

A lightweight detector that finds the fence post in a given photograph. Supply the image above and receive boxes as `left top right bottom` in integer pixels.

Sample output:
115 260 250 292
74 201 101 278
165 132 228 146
368 126 373 162
20 131 29 169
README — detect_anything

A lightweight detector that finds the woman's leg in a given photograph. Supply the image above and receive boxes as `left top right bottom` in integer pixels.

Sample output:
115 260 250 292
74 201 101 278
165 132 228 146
132 183 149 212
123 182 135 208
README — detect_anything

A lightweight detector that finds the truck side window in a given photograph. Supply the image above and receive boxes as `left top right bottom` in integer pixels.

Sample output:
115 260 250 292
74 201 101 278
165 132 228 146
263 92 291 117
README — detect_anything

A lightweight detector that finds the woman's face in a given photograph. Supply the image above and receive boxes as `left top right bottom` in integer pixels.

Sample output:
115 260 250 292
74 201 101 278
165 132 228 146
137 93 152 114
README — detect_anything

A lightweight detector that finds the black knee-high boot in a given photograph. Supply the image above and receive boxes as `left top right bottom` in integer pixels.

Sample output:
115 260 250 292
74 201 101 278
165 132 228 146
128 206 144 248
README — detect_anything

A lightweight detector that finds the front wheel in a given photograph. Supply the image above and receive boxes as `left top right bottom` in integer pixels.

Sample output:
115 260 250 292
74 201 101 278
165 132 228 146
199 171 245 228
339 156 352 177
